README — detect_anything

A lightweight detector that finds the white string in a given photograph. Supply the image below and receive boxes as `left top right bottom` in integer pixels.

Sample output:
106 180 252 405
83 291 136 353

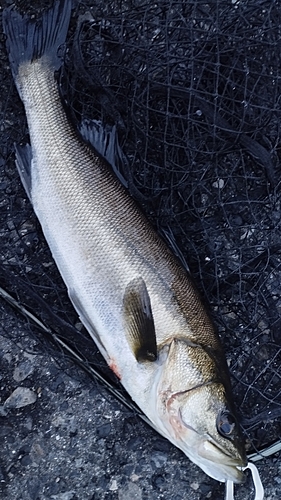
225 479 234 500
225 463 264 500
248 439 281 462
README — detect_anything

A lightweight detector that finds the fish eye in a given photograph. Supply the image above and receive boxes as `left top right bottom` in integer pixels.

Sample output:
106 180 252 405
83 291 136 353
216 411 236 439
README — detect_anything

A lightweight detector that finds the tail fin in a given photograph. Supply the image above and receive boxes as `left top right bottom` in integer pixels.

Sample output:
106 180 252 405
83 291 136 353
3 0 72 80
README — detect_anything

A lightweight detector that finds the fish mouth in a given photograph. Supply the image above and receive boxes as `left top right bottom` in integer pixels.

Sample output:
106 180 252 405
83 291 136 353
200 460 245 483
165 415 246 482
197 439 247 483
172 416 247 482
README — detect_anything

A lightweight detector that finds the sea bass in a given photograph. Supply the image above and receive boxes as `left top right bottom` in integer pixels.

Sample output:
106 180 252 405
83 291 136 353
3 1 246 483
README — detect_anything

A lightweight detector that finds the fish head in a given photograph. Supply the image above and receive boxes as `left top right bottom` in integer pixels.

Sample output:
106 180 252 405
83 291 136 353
156 339 247 483
173 383 247 482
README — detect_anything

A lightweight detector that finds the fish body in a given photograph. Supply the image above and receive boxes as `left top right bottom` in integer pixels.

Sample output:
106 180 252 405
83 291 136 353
3 1 246 482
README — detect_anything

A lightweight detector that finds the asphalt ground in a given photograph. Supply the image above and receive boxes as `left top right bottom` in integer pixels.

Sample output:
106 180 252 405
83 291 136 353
0 1 281 499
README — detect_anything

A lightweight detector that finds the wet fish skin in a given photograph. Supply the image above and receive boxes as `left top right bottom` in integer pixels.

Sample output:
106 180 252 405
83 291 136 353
3 0 246 483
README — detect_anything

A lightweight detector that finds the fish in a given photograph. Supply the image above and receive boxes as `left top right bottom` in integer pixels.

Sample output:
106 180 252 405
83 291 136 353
3 0 247 483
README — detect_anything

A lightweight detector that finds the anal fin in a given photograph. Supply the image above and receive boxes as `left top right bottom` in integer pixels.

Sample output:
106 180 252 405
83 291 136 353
69 288 108 361
14 143 32 202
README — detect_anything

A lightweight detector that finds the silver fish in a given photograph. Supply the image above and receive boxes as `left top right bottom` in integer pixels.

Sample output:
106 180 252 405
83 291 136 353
3 0 246 483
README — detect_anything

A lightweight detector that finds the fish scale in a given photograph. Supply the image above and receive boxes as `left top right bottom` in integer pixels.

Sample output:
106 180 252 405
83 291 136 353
22 64 207 352
3 0 246 484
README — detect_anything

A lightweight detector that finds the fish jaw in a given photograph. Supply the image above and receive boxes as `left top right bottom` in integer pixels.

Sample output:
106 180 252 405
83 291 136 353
149 340 247 483
195 439 246 483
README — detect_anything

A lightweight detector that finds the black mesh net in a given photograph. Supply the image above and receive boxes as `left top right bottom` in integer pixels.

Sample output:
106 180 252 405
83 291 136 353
1 0 281 457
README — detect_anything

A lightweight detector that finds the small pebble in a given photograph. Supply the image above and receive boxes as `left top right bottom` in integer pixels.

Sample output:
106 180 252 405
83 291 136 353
96 422 111 438
50 492 76 500
190 481 199 490
4 387 37 409
150 451 168 468
109 479 118 491
118 482 142 500
13 361 34 382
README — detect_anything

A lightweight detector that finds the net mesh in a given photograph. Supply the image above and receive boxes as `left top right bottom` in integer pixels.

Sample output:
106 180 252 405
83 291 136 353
1 0 281 454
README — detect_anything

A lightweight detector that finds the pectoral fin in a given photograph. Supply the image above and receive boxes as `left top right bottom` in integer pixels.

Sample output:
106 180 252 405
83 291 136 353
122 277 157 362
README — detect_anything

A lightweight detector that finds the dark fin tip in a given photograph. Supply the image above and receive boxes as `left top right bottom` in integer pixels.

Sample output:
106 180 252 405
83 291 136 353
136 348 157 363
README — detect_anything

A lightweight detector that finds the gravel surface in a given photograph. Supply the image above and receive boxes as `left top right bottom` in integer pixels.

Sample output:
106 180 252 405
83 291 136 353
0 1 280 499
1 320 280 500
